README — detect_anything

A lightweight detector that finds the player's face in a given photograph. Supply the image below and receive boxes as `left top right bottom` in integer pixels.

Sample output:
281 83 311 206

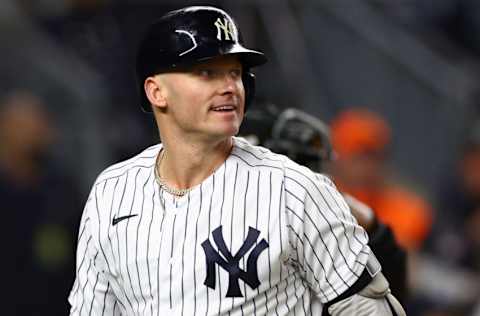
157 55 245 141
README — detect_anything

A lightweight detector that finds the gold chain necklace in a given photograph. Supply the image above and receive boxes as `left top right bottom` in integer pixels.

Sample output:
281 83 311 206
154 149 192 197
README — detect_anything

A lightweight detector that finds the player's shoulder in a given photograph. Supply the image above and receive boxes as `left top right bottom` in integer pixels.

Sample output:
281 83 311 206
278 153 337 195
231 137 334 186
94 143 161 185
231 136 288 171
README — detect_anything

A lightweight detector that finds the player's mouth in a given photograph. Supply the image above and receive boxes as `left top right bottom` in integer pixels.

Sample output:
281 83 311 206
210 104 237 112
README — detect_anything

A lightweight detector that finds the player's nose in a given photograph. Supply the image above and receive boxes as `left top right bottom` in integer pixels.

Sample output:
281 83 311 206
218 71 241 96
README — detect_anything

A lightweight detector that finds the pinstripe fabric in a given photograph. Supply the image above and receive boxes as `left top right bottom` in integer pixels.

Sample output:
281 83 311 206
69 137 370 315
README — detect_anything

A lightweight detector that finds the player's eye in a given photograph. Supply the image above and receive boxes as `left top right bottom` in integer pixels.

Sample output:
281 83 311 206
230 69 242 78
195 68 241 80
197 69 215 78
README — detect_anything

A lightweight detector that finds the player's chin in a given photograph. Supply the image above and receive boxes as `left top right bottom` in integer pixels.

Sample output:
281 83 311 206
214 115 242 129
220 125 241 137
210 122 241 138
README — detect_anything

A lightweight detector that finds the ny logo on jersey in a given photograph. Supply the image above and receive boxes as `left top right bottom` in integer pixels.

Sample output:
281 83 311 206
201 225 269 297
214 17 235 41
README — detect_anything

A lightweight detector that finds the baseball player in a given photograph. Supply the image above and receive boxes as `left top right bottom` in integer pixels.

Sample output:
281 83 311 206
69 6 405 315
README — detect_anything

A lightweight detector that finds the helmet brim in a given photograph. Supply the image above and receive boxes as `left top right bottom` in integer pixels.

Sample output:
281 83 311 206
208 46 267 68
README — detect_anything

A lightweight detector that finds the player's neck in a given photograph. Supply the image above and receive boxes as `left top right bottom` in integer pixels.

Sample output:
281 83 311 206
159 136 233 190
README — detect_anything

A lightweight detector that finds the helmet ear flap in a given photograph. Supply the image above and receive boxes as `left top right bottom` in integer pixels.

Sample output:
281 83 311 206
243 71 255 112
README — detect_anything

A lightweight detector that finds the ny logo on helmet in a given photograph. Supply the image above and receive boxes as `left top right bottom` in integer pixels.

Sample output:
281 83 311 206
214 18 236 41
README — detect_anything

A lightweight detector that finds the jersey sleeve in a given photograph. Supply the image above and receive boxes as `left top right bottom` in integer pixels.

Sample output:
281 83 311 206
69 186 121 315
284 168 371 303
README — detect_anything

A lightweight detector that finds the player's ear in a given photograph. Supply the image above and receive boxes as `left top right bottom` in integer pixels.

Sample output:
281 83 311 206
144 76 167 110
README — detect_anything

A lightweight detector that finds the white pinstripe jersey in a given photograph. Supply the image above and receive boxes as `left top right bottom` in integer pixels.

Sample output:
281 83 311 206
69 137 371 315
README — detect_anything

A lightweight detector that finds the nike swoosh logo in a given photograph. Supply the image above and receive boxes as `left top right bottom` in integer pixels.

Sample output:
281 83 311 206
112 214 138 226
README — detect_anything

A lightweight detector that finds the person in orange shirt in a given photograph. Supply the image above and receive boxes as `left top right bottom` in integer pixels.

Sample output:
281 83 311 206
328 108 433 251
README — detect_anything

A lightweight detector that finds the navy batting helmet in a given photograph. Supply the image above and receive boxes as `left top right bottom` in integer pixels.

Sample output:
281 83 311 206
136 6 267 112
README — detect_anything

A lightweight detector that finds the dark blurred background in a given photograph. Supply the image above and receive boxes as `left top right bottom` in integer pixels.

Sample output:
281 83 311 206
2 0 480 315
